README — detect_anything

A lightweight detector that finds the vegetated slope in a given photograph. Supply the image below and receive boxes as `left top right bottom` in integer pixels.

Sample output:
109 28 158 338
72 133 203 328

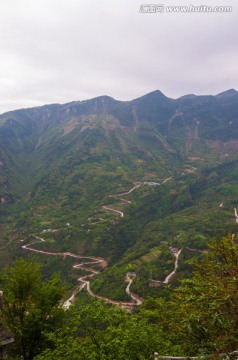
0 94 177 202
1 88 238 202
1 89 238 299
91 159 238 299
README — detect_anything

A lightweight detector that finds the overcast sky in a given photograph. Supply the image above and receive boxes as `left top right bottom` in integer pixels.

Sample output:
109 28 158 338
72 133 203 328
0 0 237 113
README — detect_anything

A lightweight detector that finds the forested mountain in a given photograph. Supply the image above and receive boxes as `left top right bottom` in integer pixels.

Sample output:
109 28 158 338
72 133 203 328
1 89 238 299
1 88 238 202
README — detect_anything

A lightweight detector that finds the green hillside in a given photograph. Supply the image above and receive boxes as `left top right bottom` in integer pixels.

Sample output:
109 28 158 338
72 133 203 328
1 89 238 300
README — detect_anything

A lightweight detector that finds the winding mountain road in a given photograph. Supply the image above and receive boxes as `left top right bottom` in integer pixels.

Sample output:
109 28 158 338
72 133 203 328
22 235 142 308
21 179 174 308
101 183 141 218
149 248 182 286
163 249 182 284
234 208 238 223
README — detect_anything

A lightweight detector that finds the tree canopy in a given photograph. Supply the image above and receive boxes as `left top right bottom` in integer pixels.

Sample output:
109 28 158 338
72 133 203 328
0 258 66 360
170 235 238 357
2 236 238 359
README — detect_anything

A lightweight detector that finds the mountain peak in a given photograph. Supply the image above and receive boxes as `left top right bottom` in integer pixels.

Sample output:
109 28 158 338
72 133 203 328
133 89 170 103
216 89 237 97
142 89 167 98
89 95 117 103
147 89 167 96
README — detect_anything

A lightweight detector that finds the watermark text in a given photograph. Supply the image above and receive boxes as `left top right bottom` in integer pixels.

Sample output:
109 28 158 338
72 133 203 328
139 4 232 13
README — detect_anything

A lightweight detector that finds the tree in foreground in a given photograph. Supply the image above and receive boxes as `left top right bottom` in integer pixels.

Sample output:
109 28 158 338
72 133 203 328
36 235 238 359
0 257 66 360
35 296 173 360
4 235 238 359
171 235 238 358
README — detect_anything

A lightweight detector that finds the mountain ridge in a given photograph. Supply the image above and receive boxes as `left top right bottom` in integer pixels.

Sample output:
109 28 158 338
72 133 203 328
1 88 237 117
1 88 238 202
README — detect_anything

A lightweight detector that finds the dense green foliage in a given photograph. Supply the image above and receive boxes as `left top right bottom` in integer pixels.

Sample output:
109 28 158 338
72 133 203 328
35 297 173 360
170 236 238 357
0 235 233 360
1 89 238 301
0 258 66 360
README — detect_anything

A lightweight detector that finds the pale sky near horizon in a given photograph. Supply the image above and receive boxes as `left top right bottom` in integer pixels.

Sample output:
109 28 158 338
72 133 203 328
0 0 237 113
